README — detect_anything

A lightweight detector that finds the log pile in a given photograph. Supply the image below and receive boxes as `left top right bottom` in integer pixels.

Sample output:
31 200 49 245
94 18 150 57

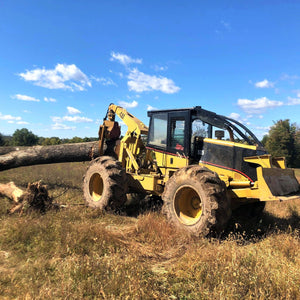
0 181 54 214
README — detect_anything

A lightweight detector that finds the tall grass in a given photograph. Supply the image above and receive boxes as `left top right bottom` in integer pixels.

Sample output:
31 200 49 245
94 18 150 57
0 164 299 299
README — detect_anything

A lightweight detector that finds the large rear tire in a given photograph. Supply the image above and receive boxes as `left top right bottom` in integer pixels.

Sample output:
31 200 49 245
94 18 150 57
83 156 127 211
162 166 231 237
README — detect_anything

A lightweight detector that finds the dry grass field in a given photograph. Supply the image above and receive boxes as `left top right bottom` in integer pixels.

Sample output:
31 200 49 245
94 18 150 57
0 163 299 299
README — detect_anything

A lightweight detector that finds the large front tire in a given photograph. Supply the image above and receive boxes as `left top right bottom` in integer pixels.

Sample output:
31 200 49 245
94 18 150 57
162 166 231 237
83 156 127 211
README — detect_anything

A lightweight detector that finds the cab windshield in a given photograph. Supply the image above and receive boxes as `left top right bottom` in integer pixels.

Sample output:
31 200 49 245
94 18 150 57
192 109 262 147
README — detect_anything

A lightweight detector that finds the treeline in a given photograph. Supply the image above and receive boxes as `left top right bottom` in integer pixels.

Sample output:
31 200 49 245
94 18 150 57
0 128 98 147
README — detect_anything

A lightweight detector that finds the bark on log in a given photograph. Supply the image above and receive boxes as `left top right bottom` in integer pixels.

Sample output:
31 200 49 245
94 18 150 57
0 141 100 171
0 181 53 214
0 146 32 155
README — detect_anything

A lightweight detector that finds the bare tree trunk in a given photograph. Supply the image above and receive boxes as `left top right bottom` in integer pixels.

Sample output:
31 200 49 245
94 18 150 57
0 142 100 171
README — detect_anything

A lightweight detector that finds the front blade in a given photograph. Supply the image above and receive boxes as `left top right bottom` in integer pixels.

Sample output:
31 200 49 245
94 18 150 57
262 168 299 196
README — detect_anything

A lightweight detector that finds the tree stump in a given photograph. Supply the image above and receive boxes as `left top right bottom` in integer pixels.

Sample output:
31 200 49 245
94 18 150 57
0 181 53 214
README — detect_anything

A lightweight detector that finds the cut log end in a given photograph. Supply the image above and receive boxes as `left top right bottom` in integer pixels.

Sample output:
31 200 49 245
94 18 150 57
0 181 55 214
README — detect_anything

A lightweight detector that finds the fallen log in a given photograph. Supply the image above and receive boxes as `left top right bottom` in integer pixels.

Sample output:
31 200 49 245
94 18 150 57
0 181 53 214
0 146 31 155
0 141 99 171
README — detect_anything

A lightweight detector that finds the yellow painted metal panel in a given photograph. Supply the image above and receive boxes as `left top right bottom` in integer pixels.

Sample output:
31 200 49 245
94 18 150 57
203 138 257 150
131 173 161 193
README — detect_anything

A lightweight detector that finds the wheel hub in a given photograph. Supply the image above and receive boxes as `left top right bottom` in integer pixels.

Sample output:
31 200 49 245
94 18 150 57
89 173 103 201
191 196 201 210
174 185 202 226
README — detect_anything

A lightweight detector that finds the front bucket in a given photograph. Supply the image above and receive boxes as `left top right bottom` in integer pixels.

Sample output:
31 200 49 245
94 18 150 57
262 168 299 196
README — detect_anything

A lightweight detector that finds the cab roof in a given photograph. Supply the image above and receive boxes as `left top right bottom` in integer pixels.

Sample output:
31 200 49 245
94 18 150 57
147 106 202 116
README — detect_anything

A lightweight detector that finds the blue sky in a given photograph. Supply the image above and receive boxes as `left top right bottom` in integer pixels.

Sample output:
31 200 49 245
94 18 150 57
1 0 300 139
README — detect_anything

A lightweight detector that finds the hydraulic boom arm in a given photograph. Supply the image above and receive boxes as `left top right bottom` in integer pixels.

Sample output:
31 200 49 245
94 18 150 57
108 104 148 136
99 104 149 173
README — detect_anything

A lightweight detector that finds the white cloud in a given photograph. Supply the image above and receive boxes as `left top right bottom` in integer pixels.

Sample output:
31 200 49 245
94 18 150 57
0 112 22 121
126 94 140 100
147 104 158 111
12 94 40 102
216 20 231 35
51 116 62 123
127 68 180 94
110 52 142 66
152 65 168 72
51 123 76 130
221 20 231 30
228 112 241 120
64 116 93 122
227 112 248 124
280 73 300 82
51 115 93 123
44 97 57 102
287 96 300 105
109 70 124 78
118 100 138 109
255 126 271 131
0 113 27 124
19 63 91 91
91 76 117 86
237 97 283 113
67 106 81 115
254 79 274 88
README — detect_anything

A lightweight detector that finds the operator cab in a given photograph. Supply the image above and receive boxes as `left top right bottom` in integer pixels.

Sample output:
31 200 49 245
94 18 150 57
147 106 267 181
147 108 191 156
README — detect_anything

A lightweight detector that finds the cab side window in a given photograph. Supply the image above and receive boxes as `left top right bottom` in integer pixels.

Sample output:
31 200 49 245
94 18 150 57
192 119 209 138
148 113 168 148
191 119 209 158
170 118 185 151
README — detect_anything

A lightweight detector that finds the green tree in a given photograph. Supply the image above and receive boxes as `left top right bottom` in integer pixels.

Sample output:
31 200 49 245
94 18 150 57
265 120 297 167
68 136 84 143
295 127 300 167
12 128 39 146
40 137 61 145
261 134 269 147
0 133 4 146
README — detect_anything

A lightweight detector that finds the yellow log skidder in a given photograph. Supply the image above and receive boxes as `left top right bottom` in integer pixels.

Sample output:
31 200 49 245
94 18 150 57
83 104 300 236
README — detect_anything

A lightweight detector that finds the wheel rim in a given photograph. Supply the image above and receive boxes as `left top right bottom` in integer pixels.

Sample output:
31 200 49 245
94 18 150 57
174 185 202 225
89 173 103 201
